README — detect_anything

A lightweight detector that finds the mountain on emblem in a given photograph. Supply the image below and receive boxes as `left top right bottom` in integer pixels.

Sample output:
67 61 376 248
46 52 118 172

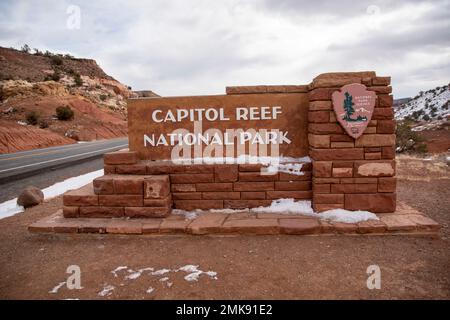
332 83 376 139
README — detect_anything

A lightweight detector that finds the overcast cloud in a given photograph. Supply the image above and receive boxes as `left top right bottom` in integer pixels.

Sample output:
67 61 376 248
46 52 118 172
0 0 448 98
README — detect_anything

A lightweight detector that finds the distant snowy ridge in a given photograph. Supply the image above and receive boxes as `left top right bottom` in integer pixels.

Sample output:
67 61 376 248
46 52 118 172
395 84 449 121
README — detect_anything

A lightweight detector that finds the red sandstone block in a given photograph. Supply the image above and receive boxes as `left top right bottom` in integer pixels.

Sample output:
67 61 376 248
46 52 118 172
330 142 355 148
279 172 311 181
125 207 170 218
405 214 440 231
301 162 313 171
369 120 378 127
233 181 274 191
196 183 233 192
309 123 343 134
357 220 387 234
332 167 353 178
312 76 362 89
104 165 116 174
202 192 240 200
188 213 228 235
353 160 395 177
104 151 138 165
144 195 172 207
378 177 397 193
284 85 309 93
368 86 392 94
63 206 79 218
314 193 344 204
221 218 279 235
308 134 330 148
171 183 196 192
378 95 393 107
332 161 354 168
93 176 114 195
345 193 396 213
214 165 238 182
159 219 191 234
106 220 142 234
364 127 377 134
115 164 147 175
114 176 144 194
63 184 98 206
224 200 271 209
362 77 372 86
99 195 143 207
373 108 394 120
310 148 364 161
144 175 170 198
238 172 278 182
79 206 124 218
142 219 162 234
377 120 396 134
309 88 337 101
372 77 391 86
313 161 332 178
340 178 378 184
313 177 340 184
172 192 202 200
274 181 311 191
365 152 382 160
331 183 378 194
182 164 215 173
333 222 358 234
78 219 108 234
308 111 330 123
241 192 266 200
381 146 395 159
329 134 353 142
309 100 332 111
329 111 337 122
313 184 330 193
266 190 312 200
355 134 396 147
170 173 214 184
279 218 320 235
146 162 213 174
174 200 223 210
319 220 335 233
314 203 342 212
365 147 381 152
379 214 416 231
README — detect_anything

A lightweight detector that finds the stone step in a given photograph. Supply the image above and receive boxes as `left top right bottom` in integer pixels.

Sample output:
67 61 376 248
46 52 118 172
93 174 170 198
62 181 172 219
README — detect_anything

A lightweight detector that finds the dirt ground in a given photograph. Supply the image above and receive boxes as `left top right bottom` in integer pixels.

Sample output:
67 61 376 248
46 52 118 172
0 157 449 299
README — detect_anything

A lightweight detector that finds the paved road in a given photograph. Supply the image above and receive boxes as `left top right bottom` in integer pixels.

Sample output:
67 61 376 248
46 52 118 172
0 138 128 183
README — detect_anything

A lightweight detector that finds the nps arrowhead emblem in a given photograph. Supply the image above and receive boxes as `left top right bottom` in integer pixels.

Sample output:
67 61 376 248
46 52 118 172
332 83 376 139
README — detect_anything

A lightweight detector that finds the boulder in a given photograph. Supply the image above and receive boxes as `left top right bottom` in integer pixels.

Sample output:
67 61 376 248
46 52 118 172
17 186 44 208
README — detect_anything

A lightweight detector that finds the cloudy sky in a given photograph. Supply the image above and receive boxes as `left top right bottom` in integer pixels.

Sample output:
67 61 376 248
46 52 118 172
0 0 449 98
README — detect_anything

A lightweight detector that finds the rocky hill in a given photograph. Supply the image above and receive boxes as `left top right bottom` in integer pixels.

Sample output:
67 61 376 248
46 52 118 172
0 46 140 153
394 84 450 154
395 84 449 121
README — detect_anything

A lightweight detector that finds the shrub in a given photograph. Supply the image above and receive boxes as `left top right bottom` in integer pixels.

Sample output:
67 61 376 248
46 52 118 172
38 119 49 128
73 73 83 86
25 111 40 125
55 106 74 121
50 55 63 66
423 114 430 121
21 44 30 53
99 94 107 101
44 71 60 82
396 121 427 154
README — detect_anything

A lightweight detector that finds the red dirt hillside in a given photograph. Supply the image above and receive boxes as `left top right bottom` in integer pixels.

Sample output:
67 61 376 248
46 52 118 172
0 46 148 154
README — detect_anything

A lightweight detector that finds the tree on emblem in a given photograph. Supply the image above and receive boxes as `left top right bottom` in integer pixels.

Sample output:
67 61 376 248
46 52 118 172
342 91 367 122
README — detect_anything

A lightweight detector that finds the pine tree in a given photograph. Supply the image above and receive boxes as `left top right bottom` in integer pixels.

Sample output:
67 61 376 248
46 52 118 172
343 92 355 121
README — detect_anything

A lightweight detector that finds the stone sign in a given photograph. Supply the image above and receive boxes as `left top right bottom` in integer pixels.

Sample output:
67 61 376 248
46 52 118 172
128 93 309 160
331 83 376 139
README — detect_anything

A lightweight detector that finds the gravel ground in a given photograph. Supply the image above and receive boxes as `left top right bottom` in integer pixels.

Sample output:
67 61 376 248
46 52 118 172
0 158 448 299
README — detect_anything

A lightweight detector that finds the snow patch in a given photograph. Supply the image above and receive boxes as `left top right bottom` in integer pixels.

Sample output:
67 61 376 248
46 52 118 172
176 265 218 282
146 287 155 294
173 199 378 223
98 285 115 297
111 266 128 278
49 281 66 294
0 169 104 220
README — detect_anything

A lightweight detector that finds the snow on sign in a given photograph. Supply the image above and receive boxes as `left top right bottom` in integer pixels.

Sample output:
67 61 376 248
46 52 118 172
332 83 377 139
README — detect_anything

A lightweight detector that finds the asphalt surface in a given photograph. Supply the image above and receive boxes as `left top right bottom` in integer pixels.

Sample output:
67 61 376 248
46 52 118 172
0 138 128 183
